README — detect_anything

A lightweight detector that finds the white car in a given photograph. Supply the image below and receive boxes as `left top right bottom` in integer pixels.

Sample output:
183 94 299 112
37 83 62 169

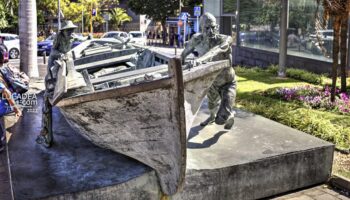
0 33 20 59
129 31 147 46
310 30 333 41
101 31 129 40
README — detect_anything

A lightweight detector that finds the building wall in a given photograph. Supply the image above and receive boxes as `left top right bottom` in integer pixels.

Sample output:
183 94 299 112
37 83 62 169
203 0 222 27
233 46 332 74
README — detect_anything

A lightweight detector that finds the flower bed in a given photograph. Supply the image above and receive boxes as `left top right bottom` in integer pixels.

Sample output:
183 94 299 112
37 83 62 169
264 85 350 114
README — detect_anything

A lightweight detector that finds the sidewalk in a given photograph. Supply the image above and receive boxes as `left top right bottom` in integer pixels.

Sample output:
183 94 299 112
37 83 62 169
0 149 11 200
271 185 349 200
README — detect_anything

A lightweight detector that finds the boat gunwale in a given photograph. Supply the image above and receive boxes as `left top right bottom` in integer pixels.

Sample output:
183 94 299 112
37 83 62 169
56 77 173 107
57 60 230 108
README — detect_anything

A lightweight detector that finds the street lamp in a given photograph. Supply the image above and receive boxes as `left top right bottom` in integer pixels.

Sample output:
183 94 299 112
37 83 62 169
58 0 61 29
81 8 84 33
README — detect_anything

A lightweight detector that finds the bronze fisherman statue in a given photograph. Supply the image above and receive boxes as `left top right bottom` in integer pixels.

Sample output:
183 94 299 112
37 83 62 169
181 12 236 129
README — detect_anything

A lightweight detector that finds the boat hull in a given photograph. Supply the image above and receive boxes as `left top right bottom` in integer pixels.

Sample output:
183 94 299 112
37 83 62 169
57 59 230 195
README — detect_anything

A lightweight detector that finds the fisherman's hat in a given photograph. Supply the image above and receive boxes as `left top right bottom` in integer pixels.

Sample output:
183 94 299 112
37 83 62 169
60 20 78 31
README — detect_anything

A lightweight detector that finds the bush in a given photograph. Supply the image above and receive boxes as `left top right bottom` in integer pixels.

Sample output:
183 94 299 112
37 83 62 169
37 36 45 42
286 68 324 85
81 32 104 38
265 65 325 85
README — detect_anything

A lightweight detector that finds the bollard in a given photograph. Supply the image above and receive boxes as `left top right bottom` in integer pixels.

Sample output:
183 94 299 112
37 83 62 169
43 51 46 64
174 45 177 56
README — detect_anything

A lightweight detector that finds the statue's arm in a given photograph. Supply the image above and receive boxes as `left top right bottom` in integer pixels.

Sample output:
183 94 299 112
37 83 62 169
197 36 233 63
180 44 195 64
180 35 200 64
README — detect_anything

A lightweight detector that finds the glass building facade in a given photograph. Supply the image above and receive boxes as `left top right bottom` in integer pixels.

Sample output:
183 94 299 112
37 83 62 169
223 0 332 62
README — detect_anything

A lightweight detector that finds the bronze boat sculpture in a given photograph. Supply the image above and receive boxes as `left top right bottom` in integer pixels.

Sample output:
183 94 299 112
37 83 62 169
51 40 230 195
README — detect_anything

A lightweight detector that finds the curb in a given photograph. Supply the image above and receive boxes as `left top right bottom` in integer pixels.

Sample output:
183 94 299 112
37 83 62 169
329 175 350 193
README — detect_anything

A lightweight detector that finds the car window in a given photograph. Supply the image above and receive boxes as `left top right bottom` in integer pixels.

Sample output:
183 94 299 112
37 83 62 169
109 33 118 38
323 32 333 37
130 33 143 38
46 36 54 41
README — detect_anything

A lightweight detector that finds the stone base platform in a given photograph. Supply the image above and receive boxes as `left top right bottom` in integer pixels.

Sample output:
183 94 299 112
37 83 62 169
6 100 334 200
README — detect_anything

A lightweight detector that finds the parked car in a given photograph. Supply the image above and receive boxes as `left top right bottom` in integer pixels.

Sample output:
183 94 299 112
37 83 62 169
0 33 20 59
101 31 129 40
129 31 147 46
310 30 333 40
37 34 84 56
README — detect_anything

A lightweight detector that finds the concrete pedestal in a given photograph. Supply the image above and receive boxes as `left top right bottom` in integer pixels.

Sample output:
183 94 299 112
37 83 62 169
7 100 334 200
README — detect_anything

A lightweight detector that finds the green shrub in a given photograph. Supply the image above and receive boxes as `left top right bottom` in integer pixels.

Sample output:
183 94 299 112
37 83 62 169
286 68 324 85
265 65 325 85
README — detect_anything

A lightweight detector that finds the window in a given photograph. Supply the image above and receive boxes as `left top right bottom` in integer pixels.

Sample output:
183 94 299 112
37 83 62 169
234 0 331 62
287 0 331 62
223 0 237 15
130 33 143 38
238 0 281 50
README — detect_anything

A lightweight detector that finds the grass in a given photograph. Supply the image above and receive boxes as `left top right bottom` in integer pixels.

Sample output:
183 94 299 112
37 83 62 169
235 66 350 179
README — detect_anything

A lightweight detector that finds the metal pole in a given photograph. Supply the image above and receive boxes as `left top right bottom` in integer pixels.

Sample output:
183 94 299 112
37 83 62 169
278 0 288 77
90 2 93 34
106 20 109 32
183 20 186 46
82 9 84 33
236 0 240 46
197 16 199 32
347 16 350 75
58 0 61 29
43 51 46 64
179 0 182 13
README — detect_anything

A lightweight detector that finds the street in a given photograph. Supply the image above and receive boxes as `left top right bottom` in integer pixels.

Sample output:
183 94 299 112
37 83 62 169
9 56 46 68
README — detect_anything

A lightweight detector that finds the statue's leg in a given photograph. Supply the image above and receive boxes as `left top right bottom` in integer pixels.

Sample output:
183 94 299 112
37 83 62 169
200 85 220 126
36 71 55 147
36 92 53 147
215 82 236 129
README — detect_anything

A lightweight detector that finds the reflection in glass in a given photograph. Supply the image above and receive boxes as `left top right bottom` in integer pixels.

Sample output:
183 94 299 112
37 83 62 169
232 0 331 62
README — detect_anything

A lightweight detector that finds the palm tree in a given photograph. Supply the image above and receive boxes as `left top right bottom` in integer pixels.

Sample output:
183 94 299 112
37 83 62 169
109 7 132 30
316 0 349 101
19 0 39 77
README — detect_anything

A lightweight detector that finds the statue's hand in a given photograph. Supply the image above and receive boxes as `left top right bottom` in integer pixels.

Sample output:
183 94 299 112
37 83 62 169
188 59 202 68
60 53 69 61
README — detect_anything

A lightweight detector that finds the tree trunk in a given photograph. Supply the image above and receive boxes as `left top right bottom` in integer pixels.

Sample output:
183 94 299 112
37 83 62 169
340 14 348 93
19 0 39 77
331 16 341 102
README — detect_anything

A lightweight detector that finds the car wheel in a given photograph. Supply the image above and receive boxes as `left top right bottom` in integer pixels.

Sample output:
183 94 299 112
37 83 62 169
9 48 19 59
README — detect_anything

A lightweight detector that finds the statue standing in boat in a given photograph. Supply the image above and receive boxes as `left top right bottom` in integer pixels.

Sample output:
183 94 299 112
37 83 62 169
36 21 78 147
181 12 236 129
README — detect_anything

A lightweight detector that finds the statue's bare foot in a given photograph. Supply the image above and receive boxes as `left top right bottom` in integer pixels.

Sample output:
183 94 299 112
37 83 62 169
224 116 235 130
200 115 215 126
36 134 52 148
36 135 51 148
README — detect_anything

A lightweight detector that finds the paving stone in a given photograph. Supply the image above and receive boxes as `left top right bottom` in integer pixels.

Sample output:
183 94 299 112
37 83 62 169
0 193 12 200
324 188 344 196
0 172 9 181
305 188 326 197
314 193 340 200
337 195 350 200
286 195 314 200
0 165 6 173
